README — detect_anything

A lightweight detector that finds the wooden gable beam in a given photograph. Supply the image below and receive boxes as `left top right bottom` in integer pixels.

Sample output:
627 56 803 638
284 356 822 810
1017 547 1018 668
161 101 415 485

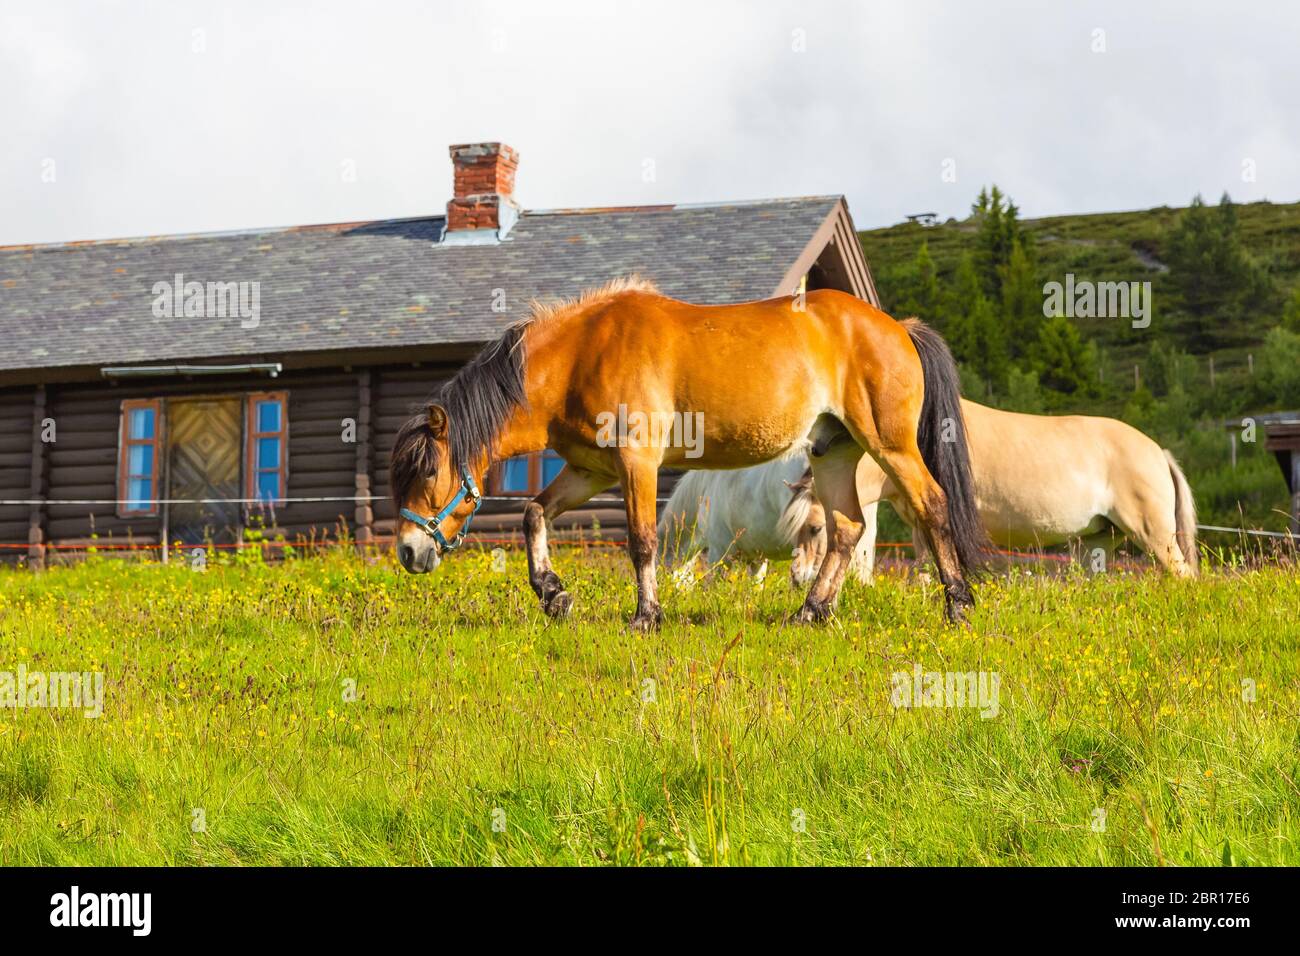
774 197 881 308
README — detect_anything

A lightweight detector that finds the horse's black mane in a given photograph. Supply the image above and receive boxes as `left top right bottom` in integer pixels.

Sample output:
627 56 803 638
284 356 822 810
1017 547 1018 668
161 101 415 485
389 276 656 511
389 322 527 510
439 323 529 472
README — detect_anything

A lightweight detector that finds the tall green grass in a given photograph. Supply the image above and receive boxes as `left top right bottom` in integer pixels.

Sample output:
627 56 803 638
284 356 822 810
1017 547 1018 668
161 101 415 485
1 548 1297 865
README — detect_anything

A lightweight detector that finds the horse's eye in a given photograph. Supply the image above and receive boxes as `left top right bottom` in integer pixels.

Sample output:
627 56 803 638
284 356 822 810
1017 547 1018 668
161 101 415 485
809 526 823 536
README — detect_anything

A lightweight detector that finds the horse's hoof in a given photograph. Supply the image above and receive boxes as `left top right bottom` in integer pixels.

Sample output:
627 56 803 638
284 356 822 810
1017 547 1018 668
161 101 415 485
944 595 974 626
946 580 977 624
544 591 573 618
629 606 663 632
791 601 832 624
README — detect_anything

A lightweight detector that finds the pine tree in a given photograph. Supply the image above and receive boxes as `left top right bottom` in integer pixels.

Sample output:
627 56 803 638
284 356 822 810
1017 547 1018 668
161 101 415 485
892 240 941 323
972 184 1026 298
1281 286 1300 333
1146 339 1192 397
911 240 939 320
1033 315 1097 394
1004 367 1045 414
941 251 1008 390
970 294 1009 390
944 253 984 365
1166 192 1272 347
1257 326 1300 406
998 239 1040 359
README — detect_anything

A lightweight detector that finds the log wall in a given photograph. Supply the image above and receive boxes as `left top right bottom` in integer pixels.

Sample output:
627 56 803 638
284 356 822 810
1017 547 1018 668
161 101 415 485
2 361 667 560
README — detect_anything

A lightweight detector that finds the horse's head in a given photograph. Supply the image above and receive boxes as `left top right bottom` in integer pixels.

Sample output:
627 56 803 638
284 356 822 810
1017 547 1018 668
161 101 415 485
390 404 486 574
778 468 827 587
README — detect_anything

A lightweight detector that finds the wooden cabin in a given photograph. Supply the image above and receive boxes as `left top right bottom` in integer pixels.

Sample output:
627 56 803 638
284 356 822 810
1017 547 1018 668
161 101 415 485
1263 418 1300 533
0 142 878 566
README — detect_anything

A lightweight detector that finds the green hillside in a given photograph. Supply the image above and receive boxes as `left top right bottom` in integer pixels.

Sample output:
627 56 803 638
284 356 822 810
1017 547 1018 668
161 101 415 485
856 191 1300 535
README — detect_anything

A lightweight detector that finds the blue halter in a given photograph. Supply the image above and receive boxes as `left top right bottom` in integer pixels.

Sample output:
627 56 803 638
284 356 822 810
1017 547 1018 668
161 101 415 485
400 463 483 554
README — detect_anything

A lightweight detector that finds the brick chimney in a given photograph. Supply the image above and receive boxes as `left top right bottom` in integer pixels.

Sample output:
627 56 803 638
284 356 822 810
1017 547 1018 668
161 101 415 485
444 142 520 242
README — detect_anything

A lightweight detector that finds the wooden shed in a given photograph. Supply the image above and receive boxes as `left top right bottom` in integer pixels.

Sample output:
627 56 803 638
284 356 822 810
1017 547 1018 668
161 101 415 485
0 141 879 566
1263 419 1300 533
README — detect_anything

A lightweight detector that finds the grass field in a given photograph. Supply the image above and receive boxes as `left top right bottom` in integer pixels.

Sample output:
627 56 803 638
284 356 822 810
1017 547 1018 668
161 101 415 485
1 547 1298 866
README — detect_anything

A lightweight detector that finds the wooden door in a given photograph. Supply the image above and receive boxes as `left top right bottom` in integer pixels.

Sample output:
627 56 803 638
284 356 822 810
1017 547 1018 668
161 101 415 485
166 398 242 545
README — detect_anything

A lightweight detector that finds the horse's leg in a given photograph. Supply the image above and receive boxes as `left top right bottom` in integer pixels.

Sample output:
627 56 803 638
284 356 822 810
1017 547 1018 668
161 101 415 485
794 444 866 622
871 443 975 622
910 523 930 562
835 404 974 621
617 457 665 631
909 524 937 585
524 465 611 618
850 458 889 584
848 500 878 583
1106 488 1192 577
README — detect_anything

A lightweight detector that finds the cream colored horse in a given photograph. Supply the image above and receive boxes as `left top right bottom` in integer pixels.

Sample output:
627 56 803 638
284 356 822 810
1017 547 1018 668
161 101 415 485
787 399 1198 580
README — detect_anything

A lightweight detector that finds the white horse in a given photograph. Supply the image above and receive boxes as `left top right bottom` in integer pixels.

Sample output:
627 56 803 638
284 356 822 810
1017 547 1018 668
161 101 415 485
657 445 871 585
784 399 1199 582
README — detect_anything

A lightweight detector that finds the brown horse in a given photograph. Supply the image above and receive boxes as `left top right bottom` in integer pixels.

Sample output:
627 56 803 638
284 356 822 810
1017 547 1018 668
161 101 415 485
390 277 987 629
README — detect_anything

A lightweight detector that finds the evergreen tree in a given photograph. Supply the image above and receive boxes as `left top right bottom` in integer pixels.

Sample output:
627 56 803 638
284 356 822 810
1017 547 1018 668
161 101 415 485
1257 326 1300 407
1145 339 1193 397
1033 315 1097 394
911 240 940 319
892 240 940 322
1122 384 1157 431
972 184 1026 297
969 294 1008 391
1165 192 1272 346
943 253 984 365
998 239 1041 358
939 249 1009 390
1281 286 1300 333
1003 366 1045 414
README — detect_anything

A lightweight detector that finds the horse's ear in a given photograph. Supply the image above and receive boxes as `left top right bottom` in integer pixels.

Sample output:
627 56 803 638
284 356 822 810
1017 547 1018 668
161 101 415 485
427 404 449 440
788 469 813 494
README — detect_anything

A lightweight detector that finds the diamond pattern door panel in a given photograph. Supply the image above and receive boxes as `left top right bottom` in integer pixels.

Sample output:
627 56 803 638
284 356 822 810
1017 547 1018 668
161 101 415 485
167 398 242 545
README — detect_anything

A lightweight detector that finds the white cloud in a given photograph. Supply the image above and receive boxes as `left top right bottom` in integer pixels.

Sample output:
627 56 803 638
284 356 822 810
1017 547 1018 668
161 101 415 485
2 0 1297 245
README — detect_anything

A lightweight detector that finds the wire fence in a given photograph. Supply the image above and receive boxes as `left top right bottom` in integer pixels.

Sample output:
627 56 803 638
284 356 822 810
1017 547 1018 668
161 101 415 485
0 494 668 506
1 497 1294 560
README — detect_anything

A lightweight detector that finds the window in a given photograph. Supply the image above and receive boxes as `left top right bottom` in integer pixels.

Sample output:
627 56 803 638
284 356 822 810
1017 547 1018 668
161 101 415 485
118 399 162 516
245 392 288 505
491 449 565 496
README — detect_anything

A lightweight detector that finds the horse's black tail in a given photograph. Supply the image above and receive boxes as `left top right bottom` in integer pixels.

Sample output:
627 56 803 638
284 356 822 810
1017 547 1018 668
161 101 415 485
901 318 990 576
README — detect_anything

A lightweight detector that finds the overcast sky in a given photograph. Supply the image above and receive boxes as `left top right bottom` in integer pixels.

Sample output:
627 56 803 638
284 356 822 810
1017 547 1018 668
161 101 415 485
3 0 1297 246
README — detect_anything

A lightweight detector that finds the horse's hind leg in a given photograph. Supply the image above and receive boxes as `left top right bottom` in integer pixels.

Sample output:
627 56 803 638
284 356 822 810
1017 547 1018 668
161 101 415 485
617 456 666 631
1106 487 1192 577
835 407 974 621
848 456 890 584
847 500 878 584
524 465 611 617
794 444 866 622
872 443 975 622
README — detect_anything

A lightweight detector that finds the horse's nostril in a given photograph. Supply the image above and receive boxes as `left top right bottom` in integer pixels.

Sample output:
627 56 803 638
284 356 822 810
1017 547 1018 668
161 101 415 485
398 544 415 568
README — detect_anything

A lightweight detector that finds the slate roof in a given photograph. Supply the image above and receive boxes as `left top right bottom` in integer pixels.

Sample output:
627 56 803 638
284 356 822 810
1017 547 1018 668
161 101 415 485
0 196 841 374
